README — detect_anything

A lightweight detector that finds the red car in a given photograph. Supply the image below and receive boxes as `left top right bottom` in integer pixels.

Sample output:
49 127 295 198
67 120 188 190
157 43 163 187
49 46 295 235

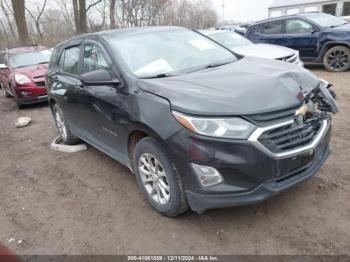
0 45 51 108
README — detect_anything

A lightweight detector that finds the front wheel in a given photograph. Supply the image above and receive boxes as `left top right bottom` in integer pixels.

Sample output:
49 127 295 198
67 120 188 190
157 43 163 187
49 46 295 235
1 83 12 98
323 46 350 72
52 104 79 145
133 137 188 217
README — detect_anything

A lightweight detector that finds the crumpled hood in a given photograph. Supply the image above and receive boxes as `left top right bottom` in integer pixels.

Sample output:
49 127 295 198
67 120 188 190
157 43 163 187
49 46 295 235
14 64 48 79
138 57 320 116
232 43 296 59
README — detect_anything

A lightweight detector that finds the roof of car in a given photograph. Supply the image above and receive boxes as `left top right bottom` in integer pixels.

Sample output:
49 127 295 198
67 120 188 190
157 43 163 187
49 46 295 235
251 12 319 25
269 0 329 9
58 26 185 46
6 45 48 55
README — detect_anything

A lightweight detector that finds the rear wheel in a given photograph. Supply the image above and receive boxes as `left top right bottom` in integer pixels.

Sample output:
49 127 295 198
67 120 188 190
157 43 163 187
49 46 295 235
133 137 188 217
323 46 350 72
52 104 79 145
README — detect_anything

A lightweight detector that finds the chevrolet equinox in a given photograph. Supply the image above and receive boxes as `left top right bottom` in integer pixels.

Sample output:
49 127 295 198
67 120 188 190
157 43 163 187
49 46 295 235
46 27 338 216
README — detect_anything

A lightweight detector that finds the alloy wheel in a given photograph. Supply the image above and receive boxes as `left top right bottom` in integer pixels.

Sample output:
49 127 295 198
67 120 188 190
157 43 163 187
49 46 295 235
326 49 349 71
138 153 170 205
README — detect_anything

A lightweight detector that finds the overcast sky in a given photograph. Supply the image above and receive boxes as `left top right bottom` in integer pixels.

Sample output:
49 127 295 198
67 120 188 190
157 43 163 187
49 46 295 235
212 0 275 23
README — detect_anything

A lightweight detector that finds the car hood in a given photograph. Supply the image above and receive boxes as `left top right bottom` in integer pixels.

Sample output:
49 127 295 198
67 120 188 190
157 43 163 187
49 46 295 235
232 43 295 59
14 63 48 78
138 57 319 116
334 23 350 30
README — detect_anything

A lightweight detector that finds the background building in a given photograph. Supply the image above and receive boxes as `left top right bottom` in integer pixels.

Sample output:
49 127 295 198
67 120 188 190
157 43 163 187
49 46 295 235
268 0 350 18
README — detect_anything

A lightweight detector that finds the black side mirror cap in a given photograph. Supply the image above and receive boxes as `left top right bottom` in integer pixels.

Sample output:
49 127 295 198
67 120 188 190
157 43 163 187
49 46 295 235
80 69 121 86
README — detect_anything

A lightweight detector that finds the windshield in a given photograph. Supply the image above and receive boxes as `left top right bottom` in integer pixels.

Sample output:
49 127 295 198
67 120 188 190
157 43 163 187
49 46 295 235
301 13 348 28
107 29 236 78
209 32 252 49
10 50 51 68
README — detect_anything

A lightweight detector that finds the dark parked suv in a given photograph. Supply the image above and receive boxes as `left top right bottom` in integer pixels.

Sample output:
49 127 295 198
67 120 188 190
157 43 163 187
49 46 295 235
246 12 350 72
46 27 338 216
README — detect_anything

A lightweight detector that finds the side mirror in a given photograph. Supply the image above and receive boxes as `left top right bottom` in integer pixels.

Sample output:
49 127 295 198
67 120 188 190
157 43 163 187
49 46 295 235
0 63 8 69
80 69 121 86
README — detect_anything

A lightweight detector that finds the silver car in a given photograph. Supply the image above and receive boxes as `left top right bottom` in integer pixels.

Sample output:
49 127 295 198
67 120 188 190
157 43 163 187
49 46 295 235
201 30 303 66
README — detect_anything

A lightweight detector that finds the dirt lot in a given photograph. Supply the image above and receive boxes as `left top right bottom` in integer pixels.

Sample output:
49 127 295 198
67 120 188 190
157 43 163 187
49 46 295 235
0 68 349 255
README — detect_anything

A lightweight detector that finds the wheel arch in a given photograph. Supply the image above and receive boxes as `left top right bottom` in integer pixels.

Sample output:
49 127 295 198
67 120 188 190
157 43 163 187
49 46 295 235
127 123 167 173
320 41 350 58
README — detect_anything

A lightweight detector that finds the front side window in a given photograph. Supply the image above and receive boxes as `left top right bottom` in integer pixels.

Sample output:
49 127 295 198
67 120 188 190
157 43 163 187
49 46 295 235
82 44 110 73
107 29 236 78
261 20 285 35
58 45 80 75
286 19 314 34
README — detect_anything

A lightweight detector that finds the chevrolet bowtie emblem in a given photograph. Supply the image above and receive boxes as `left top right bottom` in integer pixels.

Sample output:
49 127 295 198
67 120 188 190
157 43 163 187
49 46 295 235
295 105 309 117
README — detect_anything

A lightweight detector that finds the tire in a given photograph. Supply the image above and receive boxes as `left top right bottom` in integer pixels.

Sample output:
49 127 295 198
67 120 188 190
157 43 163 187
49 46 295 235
1 83 11 98
133 137 188 217
323 46 350 72
52 104 80 145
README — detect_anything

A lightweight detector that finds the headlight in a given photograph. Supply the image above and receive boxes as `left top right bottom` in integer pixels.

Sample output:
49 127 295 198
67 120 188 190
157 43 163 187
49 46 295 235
15 74 31 84
172 111 256 139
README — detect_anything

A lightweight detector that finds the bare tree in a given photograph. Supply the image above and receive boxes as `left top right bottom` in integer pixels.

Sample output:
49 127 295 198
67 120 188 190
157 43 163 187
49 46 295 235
109 0 116 29
72 0 103 33
0 0 17 39
11 0 30 45
25 0 47 40
88 0 107 32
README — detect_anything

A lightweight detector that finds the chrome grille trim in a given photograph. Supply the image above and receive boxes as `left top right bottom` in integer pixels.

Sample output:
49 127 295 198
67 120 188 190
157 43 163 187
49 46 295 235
248 119 329 159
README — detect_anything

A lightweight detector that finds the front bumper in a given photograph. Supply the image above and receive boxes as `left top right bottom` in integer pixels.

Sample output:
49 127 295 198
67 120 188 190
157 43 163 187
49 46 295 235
167 118 331 213
186 143 330 213
15 85 48 105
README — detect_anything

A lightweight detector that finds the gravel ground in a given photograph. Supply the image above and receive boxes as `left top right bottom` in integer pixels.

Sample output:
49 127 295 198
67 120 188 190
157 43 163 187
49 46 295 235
0 68 349 255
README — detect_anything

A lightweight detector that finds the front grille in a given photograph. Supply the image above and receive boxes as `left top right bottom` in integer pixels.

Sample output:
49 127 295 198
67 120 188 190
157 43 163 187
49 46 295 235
258 117 322 153
278 53 299 64
35 81 46 87
33 75 44 79
244 105 300 126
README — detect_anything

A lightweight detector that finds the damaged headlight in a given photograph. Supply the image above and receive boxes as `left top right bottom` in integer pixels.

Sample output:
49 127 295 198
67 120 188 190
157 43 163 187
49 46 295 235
304 79 339 114
172 111 256 139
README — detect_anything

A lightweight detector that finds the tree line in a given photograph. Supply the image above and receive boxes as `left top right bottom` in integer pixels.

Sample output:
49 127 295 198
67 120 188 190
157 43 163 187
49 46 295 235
0 0 218 48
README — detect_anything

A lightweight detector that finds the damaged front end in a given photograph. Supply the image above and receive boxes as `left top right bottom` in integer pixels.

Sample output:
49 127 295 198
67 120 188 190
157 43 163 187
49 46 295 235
295 80 339 126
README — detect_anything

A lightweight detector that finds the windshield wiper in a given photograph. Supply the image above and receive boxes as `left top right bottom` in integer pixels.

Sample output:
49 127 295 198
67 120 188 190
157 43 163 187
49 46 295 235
189 60 234 73
139 73 176 79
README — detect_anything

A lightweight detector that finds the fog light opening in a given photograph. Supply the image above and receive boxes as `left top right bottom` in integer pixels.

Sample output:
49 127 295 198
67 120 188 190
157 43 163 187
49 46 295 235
20 91 31 97
191 163 223 187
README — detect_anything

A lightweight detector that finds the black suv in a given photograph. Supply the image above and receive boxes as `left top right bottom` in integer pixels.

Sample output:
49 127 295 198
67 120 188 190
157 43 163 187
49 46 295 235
246 12 350 72
46 27 338 216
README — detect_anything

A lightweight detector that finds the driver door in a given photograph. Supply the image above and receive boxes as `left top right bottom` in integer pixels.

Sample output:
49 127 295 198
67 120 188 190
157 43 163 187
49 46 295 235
78 40 126 158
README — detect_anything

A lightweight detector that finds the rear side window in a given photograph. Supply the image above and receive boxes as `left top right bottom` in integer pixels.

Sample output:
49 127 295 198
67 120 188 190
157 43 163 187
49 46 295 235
286 19 314 34
261 20 285 35
58 45 80 75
